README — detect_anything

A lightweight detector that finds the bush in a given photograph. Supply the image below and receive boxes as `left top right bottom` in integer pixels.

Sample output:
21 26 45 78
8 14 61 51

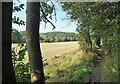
12 43 30 82
12 43 49 82
101 53 118 82
12 29 22 43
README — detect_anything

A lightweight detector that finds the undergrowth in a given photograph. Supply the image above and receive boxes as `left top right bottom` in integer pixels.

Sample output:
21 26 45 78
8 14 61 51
45 50 96 82
12 43 30 82
101 52 118 82
12 43 48 82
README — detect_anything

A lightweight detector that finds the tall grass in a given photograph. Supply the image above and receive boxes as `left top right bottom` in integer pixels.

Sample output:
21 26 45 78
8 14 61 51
101 52 118 82
44 50 96 82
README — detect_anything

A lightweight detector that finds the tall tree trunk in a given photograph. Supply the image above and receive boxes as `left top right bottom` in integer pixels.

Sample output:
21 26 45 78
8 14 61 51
2 2 16 83
87 29 92 51
85 28 92 51
26 2 45 84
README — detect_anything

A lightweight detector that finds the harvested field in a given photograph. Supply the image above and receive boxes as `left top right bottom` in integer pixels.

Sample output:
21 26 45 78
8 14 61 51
12 41 79 64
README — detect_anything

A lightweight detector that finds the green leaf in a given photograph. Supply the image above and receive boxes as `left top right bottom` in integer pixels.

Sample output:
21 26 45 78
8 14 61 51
17 49 26 61
18 43 24 49
17 17 19 22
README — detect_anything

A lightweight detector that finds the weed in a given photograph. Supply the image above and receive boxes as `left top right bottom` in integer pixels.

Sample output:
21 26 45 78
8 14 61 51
101 53 118 82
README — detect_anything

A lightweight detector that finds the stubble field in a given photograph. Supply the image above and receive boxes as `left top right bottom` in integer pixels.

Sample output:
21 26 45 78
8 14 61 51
12 41 79 64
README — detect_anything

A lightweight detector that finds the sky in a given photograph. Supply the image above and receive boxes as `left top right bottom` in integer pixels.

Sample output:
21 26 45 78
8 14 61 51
12 0 77 33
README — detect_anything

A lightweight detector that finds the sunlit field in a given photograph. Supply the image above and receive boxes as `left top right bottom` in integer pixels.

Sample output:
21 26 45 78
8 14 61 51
41 41 79 63
12 41 79 64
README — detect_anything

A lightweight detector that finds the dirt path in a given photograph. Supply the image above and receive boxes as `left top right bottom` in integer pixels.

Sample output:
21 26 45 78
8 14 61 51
89 57 105 83
89 49 105 83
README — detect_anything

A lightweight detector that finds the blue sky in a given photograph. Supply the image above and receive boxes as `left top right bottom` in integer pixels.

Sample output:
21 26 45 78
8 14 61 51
12 1 77 33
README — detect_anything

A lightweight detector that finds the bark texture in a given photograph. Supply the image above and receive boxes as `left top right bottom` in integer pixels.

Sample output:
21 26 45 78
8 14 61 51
2 2 16 83
85 28 92 51
26 2 45 84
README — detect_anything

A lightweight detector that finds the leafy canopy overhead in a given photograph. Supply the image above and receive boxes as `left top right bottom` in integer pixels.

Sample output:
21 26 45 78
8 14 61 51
61 2 120 46
13 1 56 29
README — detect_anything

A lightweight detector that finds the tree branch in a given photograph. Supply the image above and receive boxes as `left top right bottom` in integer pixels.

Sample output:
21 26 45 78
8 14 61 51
40 3 56 30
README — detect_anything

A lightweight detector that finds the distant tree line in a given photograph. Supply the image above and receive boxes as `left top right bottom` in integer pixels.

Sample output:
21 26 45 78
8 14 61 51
12 29 22 43
12 29 78 43
40 32 78 43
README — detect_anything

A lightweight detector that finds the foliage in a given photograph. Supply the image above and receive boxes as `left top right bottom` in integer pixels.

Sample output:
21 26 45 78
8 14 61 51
12 43 30 82
13 31 78 43
40 32 78 43
101 52 118 82
12 29 22 43
12 43 49 82
62 2 119 51
61 2 119 82
19 31 26 43
13 1 56 27
40 2 56 29
13 2 25 25
44 50 96 82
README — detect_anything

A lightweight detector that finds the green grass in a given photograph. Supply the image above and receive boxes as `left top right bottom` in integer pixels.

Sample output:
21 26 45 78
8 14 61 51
44 50 95 82
101 52 118 82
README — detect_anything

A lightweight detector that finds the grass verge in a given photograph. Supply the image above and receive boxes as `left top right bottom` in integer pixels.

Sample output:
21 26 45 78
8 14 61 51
44 50 96 82
100 52 118 82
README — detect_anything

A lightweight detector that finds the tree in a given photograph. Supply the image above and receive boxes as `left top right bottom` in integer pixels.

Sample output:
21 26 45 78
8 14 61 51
12 29 22 43
61 2 94 51
20 31 26 43
26 2 45 83
44 37 51 43
26 1 56 83
2 2 16 83
61 2 119 52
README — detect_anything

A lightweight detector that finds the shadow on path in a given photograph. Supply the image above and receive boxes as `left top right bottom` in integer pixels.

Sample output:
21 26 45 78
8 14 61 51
88 48 106 83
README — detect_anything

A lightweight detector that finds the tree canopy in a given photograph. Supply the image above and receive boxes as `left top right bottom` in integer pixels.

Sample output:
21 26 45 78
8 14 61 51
61 2 120 52
12 29 21 43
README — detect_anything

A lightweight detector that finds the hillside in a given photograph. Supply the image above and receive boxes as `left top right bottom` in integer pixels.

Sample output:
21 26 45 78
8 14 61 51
12 30 78 43
40 31 78 42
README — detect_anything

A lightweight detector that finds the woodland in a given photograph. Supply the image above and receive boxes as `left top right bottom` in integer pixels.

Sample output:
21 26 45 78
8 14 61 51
12 29 78 43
